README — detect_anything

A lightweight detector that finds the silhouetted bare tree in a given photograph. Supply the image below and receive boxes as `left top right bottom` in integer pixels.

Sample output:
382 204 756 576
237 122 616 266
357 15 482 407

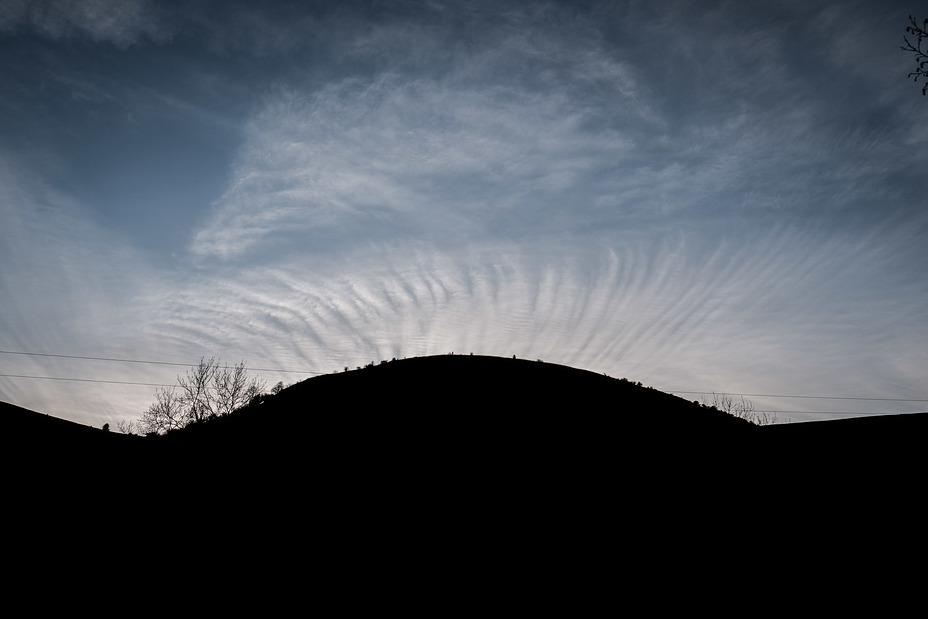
139 358 266 435
701 392 777 426
140 385 186 435
902 15 928 95
213 360 265 416
115 419 140 435
179 357 218 425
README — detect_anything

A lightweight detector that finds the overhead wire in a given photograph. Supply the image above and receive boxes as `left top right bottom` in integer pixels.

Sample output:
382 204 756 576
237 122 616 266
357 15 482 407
0 349 323 375
666 390 928 403
0 373 173 387
0 349 325 400
1 349 926 416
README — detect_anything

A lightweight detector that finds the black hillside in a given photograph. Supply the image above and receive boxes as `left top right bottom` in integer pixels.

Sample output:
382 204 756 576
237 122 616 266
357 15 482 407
7 353 924 591
7 354 756 502
164 354 756 458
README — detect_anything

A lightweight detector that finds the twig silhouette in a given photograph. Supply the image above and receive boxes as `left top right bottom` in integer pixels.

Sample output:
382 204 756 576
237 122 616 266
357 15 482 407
902 15 928 95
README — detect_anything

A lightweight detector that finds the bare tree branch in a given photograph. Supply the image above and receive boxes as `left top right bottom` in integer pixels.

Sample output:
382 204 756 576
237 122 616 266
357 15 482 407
902 15 928 95
700 391 777 426
140 386 186 435
177 357 219 424
214 360 266 416
138 357 267 435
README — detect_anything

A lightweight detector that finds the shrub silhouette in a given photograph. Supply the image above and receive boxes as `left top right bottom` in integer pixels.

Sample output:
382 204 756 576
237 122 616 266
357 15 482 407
138 357 266 435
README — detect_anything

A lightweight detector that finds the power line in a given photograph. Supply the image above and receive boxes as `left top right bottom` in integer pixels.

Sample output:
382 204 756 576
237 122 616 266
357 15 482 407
0 350 190 368
0 373 174 387
1 349 925 406
0 380 922 421
0 349 321 375
756 410 924 416
1 374 913 418
668 390 928 403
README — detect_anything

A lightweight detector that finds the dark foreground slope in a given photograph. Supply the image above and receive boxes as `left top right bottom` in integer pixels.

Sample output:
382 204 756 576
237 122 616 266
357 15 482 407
11 353 927 483
131 355 758 506
6 355 925 603
183 353 756 449
9 354 927 492
8 355 757 509
2 400 145 474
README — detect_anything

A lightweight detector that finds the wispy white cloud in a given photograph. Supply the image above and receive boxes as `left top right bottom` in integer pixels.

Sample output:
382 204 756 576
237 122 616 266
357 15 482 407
191 79 629 259
0 0 171 46
165 1 928 426
191 0 924 267
2 0 927 429
144 215 928 424
0 151 175 423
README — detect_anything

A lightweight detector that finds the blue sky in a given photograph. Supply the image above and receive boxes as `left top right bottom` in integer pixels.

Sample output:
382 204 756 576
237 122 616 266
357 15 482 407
1 0 927 428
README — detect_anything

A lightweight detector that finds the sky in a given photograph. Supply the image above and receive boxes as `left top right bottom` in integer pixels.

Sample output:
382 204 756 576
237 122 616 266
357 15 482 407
1 0 927 429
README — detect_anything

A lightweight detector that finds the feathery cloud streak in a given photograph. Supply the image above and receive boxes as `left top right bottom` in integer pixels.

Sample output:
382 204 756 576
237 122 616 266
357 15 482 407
1 1 926 427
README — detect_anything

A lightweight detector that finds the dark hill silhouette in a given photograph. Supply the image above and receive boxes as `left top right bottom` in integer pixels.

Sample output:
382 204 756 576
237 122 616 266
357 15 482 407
3 399 111 443
162 354 759 487
7 354 759 509
153 354 928 474
6 354 923 600
8 354 926 475
2 400 144 467
181 353 757 445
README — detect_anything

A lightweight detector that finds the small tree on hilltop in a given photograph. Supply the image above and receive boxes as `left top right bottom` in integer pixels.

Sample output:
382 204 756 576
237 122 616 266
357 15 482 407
139 385 186 435
139 357 266 435
213 360 265 416
701 392 778 426
115 419 140 436
179 357 218 424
